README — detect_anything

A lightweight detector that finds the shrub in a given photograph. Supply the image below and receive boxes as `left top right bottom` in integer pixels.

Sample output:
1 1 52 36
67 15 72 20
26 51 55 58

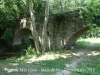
25 45 36 56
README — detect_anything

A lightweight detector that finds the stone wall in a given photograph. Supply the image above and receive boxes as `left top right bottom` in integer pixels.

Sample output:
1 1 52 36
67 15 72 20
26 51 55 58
13 10 100 50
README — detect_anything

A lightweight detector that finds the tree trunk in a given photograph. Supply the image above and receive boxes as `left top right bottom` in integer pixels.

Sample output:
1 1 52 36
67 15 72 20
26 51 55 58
42 0 49 52
29 0 40 54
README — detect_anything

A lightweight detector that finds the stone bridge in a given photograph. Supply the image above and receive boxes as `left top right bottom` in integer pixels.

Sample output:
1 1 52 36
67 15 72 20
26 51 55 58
13 10 100 49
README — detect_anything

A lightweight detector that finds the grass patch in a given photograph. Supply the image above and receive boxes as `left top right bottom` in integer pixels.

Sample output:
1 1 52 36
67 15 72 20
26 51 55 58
75 38 91 48
0 38 100 75
38 57 72 75
70 55 100 75
70 38 100 75
28 50 74 75
0 49 74 75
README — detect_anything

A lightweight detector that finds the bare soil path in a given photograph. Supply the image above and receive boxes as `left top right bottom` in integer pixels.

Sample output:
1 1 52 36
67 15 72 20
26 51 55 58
56 43 96 75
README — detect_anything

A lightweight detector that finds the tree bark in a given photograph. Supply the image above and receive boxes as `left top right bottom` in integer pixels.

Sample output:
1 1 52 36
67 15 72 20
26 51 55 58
42 0 49 52
29 0 40 54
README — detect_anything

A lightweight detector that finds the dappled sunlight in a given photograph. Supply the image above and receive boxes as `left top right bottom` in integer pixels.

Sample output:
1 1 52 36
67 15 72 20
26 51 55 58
87 51 100 56
79 38 100 43
72 50 100 57
26 38 100 64
75 38 100 57
26 52 72 63
92 51 100 56
72 51 84 56
18 56 25 61
65 64 70 67
87 53 92 56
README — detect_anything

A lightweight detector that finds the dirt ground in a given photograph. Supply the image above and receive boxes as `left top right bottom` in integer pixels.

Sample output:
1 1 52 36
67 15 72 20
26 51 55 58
0 38 100 75
56 42 99 75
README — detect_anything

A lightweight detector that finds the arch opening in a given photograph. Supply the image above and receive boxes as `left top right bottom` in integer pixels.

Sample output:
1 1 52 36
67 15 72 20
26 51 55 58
13 28 32 45
65 25 100 50
66 26 89 46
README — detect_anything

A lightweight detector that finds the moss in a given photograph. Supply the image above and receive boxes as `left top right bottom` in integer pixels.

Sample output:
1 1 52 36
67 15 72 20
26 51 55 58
54 12 67 22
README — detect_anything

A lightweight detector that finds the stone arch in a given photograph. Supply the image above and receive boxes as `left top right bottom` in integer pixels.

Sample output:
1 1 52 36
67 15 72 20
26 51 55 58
66 26 89 46
13 28 31 45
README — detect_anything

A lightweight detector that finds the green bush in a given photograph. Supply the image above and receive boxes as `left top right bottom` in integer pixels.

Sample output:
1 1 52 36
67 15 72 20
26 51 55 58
25 46 36 56
3 28 13 46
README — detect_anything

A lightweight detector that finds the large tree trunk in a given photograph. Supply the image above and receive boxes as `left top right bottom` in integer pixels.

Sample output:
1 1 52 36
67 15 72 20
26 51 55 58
42 0 49 52
29 0 40 54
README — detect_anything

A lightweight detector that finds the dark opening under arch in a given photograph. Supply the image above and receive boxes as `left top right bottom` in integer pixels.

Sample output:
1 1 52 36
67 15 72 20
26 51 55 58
13 28 31 45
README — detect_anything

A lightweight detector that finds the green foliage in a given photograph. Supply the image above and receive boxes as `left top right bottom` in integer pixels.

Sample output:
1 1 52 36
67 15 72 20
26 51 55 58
81 27 100 38
2 28 13 46
50 0 84 14
32 0 46 16
81 0 100 25
12 37 35 52
25 46 36 56
79 0 100 38
0 0 30 47
0 0 18 47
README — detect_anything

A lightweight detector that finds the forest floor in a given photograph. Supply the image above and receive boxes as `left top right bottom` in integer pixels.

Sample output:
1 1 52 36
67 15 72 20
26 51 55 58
0 38 100 75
